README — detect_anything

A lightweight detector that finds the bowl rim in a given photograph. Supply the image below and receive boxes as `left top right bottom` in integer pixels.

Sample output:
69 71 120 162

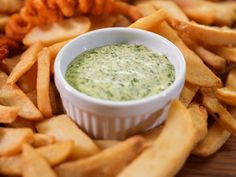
55 27 186 108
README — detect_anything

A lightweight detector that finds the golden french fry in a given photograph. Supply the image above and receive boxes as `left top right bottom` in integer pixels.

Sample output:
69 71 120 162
179 82 199 107
7 117 36 130
94 140 120 150
37 48 53 118
180 34 226 71
36 141 74 166
23 17 91 46
55 136 145 177
0 55 20 74
193 121 230 157
7 42 44 85
32 133 55 147
0 105 18 123
152 22 221 87
0 155 21 176
0 71 43 120
36 115 100 159
171 19 236 45
210 46 236 62
90 15 117 30
48 40 70 60
117 100 207 177
138 126 163 145
201 88 236 135
0 128 33 156
22 144 57 177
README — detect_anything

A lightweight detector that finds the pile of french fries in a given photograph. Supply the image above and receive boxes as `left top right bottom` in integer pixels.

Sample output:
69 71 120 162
0 0 236 177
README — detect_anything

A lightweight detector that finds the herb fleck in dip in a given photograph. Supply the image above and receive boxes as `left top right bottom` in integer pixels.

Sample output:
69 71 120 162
65 44 175 101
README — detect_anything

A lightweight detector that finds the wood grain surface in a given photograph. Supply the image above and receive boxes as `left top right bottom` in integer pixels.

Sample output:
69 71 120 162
177 136 236 177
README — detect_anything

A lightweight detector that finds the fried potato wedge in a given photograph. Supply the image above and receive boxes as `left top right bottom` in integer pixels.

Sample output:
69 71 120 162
117 100 207 177
23 17 91 46
55 136 145 177
201 88 236 135
7 42 44 85
152 22 221 87
0 128 33 155
37 48 53 118
180 82 199 107
94 140 120 150
210 46 236 62
22 144 57 177
36 115 100 159
171 19 236 45
193 121 230 157
32 133 55 147
0 71 43 120
0 105 18 123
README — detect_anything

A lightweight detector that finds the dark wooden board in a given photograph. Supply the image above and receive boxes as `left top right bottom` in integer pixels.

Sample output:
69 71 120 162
177 136 236 177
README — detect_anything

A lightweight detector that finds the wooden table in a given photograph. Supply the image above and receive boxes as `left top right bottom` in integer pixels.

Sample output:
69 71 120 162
177 136 236 177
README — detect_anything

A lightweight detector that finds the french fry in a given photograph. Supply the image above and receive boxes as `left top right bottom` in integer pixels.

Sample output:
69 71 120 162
171 19 236 46
180 34 226 71
201 88 236 135
89 15 118 30
0 71 43 120
55 136 145 177
0 128 33 156
48 40 70 60
193 121 230 157
117 100 207 177
23 17 91 46
179 82 199 107
151 21 221 87
0 155 21 176
138 126 163 145
7 42 44 85
94 140 120 150
36 114 100 159
0 105 18 123
32 133 55 147
37 48 53 118
210 46 236 62
22 144 57 177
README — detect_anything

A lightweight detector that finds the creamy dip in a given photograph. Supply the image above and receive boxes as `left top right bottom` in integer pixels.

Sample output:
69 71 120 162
65 44 175 101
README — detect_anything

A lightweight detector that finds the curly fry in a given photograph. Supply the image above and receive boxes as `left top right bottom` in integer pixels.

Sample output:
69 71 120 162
5 0 142 41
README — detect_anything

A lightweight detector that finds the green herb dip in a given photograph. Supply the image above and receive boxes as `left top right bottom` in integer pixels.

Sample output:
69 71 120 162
65 44 175 101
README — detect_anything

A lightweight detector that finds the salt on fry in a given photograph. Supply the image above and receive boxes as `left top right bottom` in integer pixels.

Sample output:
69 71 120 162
36 115 100 159
201 88 236 135
7 42 44 85
117 100 207 177
23 17 91 46
55 136 145 177
0 105 19 123
179 82 199 107
37 48 53 118
0 71 43 120
193 121 230 157
22 144 57 177
0 128 33 156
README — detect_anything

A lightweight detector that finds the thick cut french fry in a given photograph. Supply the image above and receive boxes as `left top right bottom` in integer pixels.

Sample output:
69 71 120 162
210 46 236 62
90 15 118 30
0 105 18 123
0 128 33 155
94 140 120 150
138 126 163 145
201 88 236 135
37 48 53 118
55 136 145 177
32 133 55 147
0 71 42 120
117 100 207 177
7 42 44 85
36 115 100 159
193 121 230 157
23 17 91 46
22 144 57 177
151 22 221 87
179 82 199 107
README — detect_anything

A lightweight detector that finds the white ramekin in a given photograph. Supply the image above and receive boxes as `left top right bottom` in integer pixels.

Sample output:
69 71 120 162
54 27 185 140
